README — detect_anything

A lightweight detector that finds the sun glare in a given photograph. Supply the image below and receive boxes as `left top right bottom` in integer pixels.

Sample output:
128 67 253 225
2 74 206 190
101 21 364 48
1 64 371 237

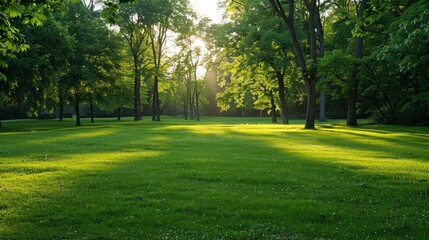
192 37 206 51
190 0 223 23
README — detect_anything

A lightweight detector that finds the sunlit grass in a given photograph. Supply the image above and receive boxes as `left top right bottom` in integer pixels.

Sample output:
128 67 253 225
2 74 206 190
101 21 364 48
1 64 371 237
0 117 428 239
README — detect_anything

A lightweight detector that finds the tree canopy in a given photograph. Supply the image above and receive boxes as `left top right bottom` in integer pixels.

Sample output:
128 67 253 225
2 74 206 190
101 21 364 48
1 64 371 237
0 0 427 127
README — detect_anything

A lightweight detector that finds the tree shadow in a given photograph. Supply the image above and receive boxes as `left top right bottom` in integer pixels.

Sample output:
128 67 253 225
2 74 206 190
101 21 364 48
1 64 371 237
1 121 428 239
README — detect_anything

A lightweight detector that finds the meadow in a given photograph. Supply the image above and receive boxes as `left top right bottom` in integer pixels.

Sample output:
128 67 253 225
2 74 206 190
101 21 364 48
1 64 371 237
0 117 428 239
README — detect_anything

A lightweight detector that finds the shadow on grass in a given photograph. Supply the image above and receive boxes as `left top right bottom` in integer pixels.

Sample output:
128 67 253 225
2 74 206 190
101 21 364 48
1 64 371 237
1 119 428 239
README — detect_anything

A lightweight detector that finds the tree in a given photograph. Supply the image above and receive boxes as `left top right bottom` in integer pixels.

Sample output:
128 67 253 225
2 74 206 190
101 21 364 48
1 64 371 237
146 0 193 121
61 2 121 126
345 0 367 126
363 0 429 125
1 13 73 124
104 0 151 121
217 0 298 123
0 0 70 76
174 36 203 120
0 0 72 127
269 0 320 129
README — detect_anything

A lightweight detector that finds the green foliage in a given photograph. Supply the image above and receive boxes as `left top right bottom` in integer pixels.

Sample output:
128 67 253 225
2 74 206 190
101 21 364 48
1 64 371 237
372 0 429 125
2 13 73 116
319 50 358 98
216 0 300 118
379 0 429 80
0 0 72 74
60 2 123 113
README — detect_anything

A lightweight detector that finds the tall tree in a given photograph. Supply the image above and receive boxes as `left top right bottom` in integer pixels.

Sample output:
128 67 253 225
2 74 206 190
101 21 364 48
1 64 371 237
218 0 297 123
61 2 120 126
0 0 72 127
1 13 73 123
269 0 320 129
146 0 193 121
104 0 151 121
345 0 367 126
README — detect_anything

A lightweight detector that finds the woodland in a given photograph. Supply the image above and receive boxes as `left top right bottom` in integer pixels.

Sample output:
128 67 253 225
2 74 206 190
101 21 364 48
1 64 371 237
1 0 428 128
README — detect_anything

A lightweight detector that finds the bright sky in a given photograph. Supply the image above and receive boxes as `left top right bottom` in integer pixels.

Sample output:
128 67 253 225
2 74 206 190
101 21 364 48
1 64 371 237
188 1 223 77
190 0 223 23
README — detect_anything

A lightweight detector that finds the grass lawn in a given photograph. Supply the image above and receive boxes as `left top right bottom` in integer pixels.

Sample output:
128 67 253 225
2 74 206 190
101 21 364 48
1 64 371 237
0 116 428 239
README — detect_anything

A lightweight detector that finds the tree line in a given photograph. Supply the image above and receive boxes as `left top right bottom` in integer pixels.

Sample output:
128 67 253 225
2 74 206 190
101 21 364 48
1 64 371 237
215 0 428 128
0 0 211 127
0 0 428 128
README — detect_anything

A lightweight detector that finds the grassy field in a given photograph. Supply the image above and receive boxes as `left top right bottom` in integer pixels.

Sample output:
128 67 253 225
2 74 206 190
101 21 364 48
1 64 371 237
0 117 428 239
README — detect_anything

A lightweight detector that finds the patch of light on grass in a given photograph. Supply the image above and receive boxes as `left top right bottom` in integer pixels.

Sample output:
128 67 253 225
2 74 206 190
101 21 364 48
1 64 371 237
64 130 114 140
271 137 429 179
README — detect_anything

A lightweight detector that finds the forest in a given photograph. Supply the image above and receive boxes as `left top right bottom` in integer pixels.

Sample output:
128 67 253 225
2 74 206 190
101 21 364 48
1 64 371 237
1 0 427 128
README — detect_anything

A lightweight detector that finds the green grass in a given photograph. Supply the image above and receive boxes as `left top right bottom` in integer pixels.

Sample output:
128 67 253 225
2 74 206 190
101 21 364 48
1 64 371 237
1 116 428 239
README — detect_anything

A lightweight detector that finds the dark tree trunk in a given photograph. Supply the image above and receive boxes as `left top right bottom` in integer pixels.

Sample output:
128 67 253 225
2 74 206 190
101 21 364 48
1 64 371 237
305 0 318 129
270 91 278 123
319 90 326 121
195 97 200 121
347 0 367 126
59 89 64 121
270 0 317 129
117 107 121 120
0 111 2 128
195 80 200 121
90 102 94 123
183 98 188 120
190 85 194 120
150 33 162 122
152 83 156 121
276 71 289 124
196 99 200 121
74 97 81 126
347 87 358 126
305 76 317 129
316 9 326 122
133 53 142 121
152 76 160 121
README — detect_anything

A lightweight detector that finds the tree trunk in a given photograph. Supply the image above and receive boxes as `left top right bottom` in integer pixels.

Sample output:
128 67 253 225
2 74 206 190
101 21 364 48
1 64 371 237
0 111 2 128
59 89 64 121
74 96 81 126
305 77 317 129
347 0 367 126
347 87 358 126
150 32 162 122
305 0 318 129
317 10 326 122
190 84 194 120
90 102 94 123
152 83 156 121
117 107 121 120
195 94 200 121
183 98 188 120
270 91 278 123
276 71 289 124
270 0 316 129
195 80 200 121
133 53 142 121
152 78 160 121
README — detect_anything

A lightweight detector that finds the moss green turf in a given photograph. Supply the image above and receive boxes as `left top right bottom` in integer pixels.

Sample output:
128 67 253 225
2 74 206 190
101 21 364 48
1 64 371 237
0 117 428 239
